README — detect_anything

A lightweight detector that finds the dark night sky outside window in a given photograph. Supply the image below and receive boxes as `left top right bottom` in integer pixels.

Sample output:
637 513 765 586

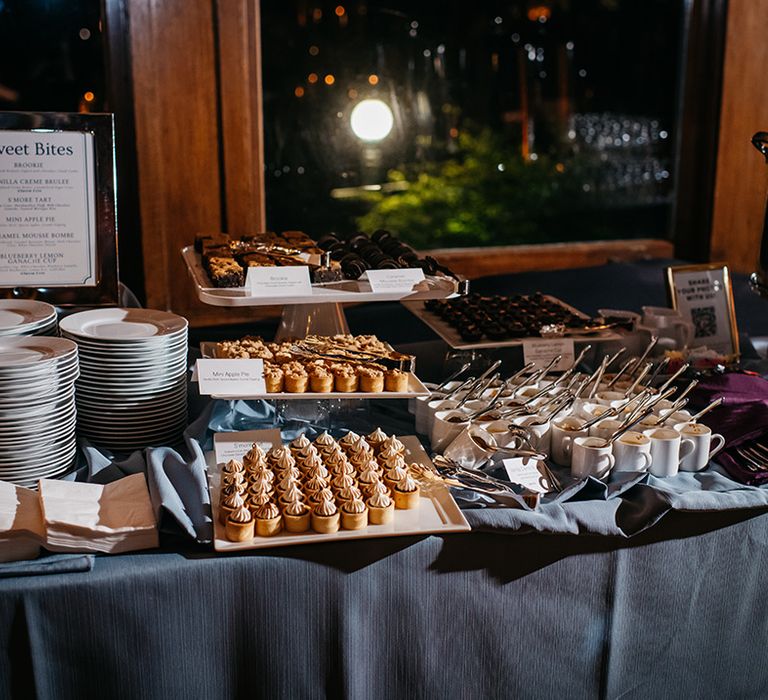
262 1 685 250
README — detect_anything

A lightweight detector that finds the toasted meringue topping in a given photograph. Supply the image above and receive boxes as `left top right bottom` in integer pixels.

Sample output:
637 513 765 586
243 443 266 466
314 497 337 516
343 497 367 514
396 474 419 493
248 490 271 507
337 485 362 502
368 491 392 509
367 427 388 445
249 473 274 492
383 453 406 471
332 473 356 490
283 500 307 517
223 470 245 487
290 434 311 450
357 466 378 485
304 474 328 493
268 445 292 464
222 458 244 474
378 443 401 461
314 431 335 446
312 487 335 504
255 502 280 520
386 465 408 483
381 435 405 454
280 483 305 504
369 480 391 498
274 452 297 471
277 473 298 492
339 430 360 447
228 504 252 524
222 490 245 510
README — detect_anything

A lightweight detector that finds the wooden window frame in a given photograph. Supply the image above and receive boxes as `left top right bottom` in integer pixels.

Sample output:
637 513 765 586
110 0 764 327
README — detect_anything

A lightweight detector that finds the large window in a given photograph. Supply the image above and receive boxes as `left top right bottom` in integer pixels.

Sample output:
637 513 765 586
0 0 106 113
261 1 686 249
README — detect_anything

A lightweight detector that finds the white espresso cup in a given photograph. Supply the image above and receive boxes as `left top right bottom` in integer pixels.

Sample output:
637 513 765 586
674 422 726 472
594 391 628 408
485 420 515 448
551 417 588 466
612 430 653 472
442 426 498 468
510 414 552 454
571 436 615 480
589 418 623 442
431 409 470 452
642 427 696 477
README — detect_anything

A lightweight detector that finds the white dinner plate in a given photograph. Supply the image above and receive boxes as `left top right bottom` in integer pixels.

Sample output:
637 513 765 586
59 308 188 341
0 337 77 368
0 300 57 332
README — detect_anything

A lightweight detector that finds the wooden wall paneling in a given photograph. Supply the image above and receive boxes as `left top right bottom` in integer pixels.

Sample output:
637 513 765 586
128 0 222 319
709 0 768 273
216 0 266 235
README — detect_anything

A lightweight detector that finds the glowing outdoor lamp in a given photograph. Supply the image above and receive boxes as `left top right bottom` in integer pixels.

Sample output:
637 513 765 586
350 99 394 142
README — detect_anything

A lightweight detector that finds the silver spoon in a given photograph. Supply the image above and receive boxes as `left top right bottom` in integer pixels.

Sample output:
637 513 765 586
688 397 724 423
434 362 472 393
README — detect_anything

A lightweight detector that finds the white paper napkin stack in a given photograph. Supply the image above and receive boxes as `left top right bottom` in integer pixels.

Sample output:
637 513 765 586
39 474 159 554
0 481 45 562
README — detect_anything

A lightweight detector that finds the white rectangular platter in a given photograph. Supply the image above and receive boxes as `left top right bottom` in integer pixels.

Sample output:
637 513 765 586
208 431 470 552
183 246 462 307
197 342 431 399
402 297 622 350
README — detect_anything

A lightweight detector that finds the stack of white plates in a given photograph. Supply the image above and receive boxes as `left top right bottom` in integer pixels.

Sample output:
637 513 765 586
59 308 189 452
0 337 79 487
0 300 58 337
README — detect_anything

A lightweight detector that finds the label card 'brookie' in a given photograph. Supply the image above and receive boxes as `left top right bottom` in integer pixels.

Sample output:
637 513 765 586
196 359 265 396
522 338 575 371
362 268 426 293
246 265 312 297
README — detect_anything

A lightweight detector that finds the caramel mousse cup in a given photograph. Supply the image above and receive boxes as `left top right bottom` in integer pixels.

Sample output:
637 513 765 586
282 504 311 533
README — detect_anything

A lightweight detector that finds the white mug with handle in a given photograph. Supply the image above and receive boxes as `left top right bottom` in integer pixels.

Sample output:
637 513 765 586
673 422 726 472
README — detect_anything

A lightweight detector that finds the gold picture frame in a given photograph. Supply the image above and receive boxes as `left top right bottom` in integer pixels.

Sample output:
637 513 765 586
665 262 740 359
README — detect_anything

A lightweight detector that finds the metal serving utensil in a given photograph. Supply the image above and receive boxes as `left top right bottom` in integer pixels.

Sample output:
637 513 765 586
434 362 472 393
644 357 671 388
688 397 724 423
651 398 690 426
656 362 691 395
624 362 653 397
606 358 637 388
577 406 618 431
608 408 655 444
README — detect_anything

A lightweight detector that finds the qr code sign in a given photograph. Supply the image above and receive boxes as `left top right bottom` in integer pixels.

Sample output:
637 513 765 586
691 306 717 338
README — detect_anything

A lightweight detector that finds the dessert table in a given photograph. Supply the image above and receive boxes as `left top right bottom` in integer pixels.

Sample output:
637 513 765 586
1 258 768 699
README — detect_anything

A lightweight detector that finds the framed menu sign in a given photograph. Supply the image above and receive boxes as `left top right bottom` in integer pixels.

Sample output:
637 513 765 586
0 112 118 306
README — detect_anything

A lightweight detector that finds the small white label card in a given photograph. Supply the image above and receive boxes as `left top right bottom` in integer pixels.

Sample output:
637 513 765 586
196 359 266 396
246 265 312 297
362 267 425 293
502 457 554 494
522 338 575 371
213 429 282 464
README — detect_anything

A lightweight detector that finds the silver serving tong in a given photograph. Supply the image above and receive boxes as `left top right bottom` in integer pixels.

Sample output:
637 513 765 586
624 362 653 397
656 362 690 395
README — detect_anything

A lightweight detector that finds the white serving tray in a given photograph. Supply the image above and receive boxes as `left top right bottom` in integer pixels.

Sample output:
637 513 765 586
208 432 470 551
197 342 431 399
402 297 622 350
183 246 462 307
